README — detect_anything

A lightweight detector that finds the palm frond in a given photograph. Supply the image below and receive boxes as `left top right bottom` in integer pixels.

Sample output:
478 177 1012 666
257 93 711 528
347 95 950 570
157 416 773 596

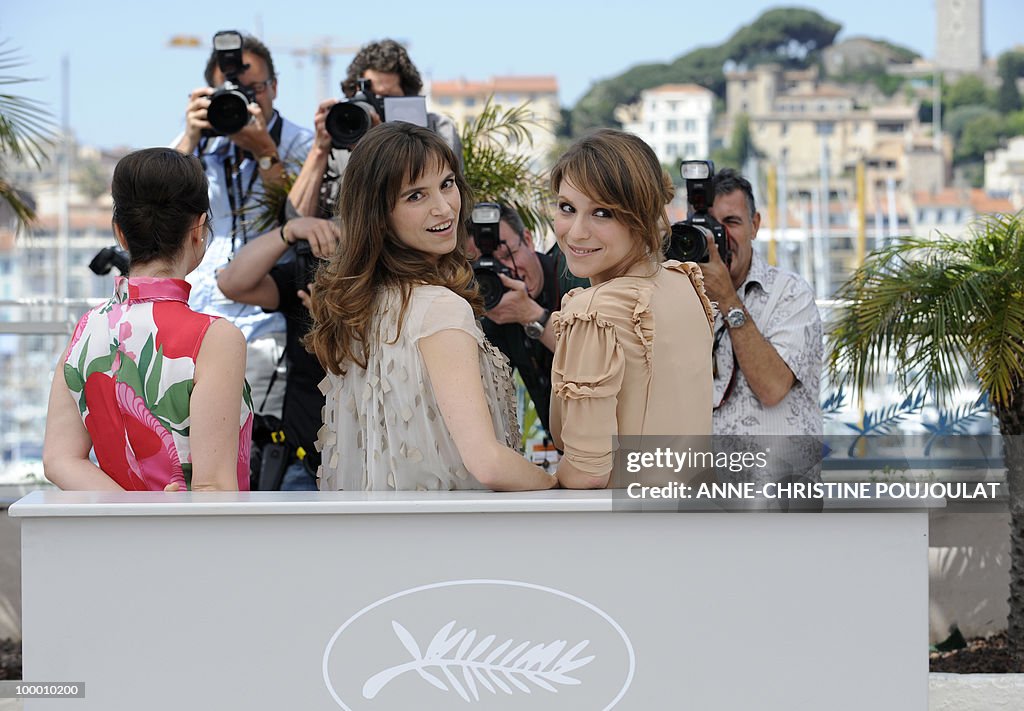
461 96 552 235
236 157 303 235
844 391 925 456
829 211 1024 410
922 394 990 455
0 40 58 169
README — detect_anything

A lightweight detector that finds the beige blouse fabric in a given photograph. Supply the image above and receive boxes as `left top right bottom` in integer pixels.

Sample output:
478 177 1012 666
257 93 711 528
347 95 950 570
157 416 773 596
550 260 715 480
317 285 520 491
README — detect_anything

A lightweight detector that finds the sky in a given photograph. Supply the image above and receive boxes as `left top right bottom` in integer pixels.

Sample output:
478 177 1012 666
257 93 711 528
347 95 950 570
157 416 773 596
4 0 1022 150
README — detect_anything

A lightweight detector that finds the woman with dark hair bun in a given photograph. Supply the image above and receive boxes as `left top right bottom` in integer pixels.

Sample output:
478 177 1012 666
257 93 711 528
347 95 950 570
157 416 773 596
43 147 253 491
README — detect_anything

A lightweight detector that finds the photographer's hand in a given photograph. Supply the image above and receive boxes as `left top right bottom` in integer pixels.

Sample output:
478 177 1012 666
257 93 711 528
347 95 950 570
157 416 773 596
298 283 314 311
700 236 796 407
175 87 214 154
487 275 543 325
229 104 278 160
488 274 555 352
288 100 336 217
700 235 742 312
285 217 340 259
313 98 339 152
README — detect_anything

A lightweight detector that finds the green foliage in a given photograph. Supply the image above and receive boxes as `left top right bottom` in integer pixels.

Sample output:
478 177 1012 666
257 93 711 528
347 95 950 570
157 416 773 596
568 7 841 136
829 211 1024 410
0 39 58 233
945 104 999 141
956 113 1006 162
712 114 759 170
74 156 109 203
945 74 990 111
461 97 552 235
835 67 905 96
1006 110 1024 137
996 51 1024 114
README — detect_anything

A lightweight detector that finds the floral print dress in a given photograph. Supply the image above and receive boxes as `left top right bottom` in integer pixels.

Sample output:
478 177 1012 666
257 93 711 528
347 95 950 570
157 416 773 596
63 277 253 490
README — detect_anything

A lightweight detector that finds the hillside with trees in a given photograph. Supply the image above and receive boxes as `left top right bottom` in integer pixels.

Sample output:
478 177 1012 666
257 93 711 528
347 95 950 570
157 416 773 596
566 8 842 136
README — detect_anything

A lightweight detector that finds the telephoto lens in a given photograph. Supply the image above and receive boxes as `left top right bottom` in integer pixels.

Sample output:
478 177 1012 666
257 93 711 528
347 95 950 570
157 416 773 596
207 86 251 135
666 222 713 262
324 100 376 149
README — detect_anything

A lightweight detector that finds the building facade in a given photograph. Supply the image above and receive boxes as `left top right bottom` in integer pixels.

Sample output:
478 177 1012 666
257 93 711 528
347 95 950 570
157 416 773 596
616 84 715 167
429 75 559 170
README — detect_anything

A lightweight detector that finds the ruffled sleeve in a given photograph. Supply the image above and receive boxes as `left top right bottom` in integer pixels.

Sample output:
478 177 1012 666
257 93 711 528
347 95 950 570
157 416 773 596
550 310 625 475
663 260 715 332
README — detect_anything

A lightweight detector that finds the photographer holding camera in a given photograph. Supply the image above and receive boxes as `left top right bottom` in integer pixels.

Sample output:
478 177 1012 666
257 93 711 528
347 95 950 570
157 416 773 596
691 168 822 438
470 203 559 438
217 217 339 490
288 39 461 218
172 32 313 419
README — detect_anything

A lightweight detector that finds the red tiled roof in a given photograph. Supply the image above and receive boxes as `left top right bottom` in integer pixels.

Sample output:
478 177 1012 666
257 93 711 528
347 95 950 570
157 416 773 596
432 76 558 97
648 83 713 95
913 188 1015 213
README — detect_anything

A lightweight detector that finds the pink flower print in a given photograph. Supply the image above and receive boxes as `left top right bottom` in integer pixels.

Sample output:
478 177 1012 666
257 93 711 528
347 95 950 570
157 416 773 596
105 302 126 331
115 380 186 491
117 321 137 360
68 312 90 354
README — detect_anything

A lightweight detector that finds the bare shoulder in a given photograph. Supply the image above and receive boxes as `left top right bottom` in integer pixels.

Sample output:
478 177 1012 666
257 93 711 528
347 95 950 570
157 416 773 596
197 318 246 363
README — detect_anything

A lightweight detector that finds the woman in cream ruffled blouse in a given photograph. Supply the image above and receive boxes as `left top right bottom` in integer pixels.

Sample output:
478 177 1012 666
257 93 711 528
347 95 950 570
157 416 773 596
549 129 715 489
306 122 555 492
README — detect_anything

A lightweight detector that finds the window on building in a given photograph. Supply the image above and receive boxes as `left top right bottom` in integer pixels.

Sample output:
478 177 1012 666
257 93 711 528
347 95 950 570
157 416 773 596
437 96 453 106
667 144 678 157
465 97 476 107
816 121 834 136
649 122 656 134
667 119 677 132
684 142 697 157
684 119 696 132
780 123 788 136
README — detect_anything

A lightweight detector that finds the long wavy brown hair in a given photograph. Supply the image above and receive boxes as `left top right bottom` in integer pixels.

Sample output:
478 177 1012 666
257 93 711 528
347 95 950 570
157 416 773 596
305 122 480 375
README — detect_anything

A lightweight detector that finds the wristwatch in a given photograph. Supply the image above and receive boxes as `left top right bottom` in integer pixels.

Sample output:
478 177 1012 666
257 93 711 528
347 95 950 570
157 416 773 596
725 306 748 329
257 153 280 170
524 308 551 340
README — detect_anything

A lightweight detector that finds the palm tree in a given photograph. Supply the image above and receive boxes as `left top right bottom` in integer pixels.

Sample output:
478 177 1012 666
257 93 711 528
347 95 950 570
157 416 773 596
829 211 1024 663
459 97 552 234
0 39 57 233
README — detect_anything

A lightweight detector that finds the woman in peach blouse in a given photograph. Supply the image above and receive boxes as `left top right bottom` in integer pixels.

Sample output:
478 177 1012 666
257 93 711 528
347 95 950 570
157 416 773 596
550 129 714 489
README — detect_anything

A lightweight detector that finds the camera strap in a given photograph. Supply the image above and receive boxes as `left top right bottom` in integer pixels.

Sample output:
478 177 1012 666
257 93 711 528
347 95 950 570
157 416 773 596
222 112 285 254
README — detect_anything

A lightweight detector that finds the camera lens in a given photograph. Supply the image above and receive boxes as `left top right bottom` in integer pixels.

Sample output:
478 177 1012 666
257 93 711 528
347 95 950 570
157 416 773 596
325 101 375 149
473 267 505 311
208 89 251 135
667 223 712 263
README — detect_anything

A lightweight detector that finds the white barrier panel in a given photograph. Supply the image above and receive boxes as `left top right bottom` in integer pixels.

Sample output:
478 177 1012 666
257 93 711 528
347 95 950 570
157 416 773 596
11 490 926 710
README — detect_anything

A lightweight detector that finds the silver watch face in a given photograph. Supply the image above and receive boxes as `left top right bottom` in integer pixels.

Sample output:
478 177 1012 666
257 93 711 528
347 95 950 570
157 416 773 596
524 322 543 339
726 307 746 328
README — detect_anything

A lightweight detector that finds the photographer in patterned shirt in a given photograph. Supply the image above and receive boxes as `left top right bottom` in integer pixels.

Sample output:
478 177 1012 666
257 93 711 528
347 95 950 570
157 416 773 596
697 169 822 484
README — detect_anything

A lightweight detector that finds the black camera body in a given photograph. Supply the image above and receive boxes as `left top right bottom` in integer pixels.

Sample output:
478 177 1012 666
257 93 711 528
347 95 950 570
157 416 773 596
293 239 325 294
205 30 255 136
470 202 513 311
667 159 730 264
89 246 130 276
325 79 382 149
325 79 430 149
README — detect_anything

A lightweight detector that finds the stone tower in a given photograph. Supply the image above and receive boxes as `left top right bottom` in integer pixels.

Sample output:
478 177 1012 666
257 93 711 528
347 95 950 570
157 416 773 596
935 0 984 72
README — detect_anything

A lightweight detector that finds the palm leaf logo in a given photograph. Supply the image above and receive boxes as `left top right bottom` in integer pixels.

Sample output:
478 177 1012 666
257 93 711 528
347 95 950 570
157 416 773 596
362 619 595 702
